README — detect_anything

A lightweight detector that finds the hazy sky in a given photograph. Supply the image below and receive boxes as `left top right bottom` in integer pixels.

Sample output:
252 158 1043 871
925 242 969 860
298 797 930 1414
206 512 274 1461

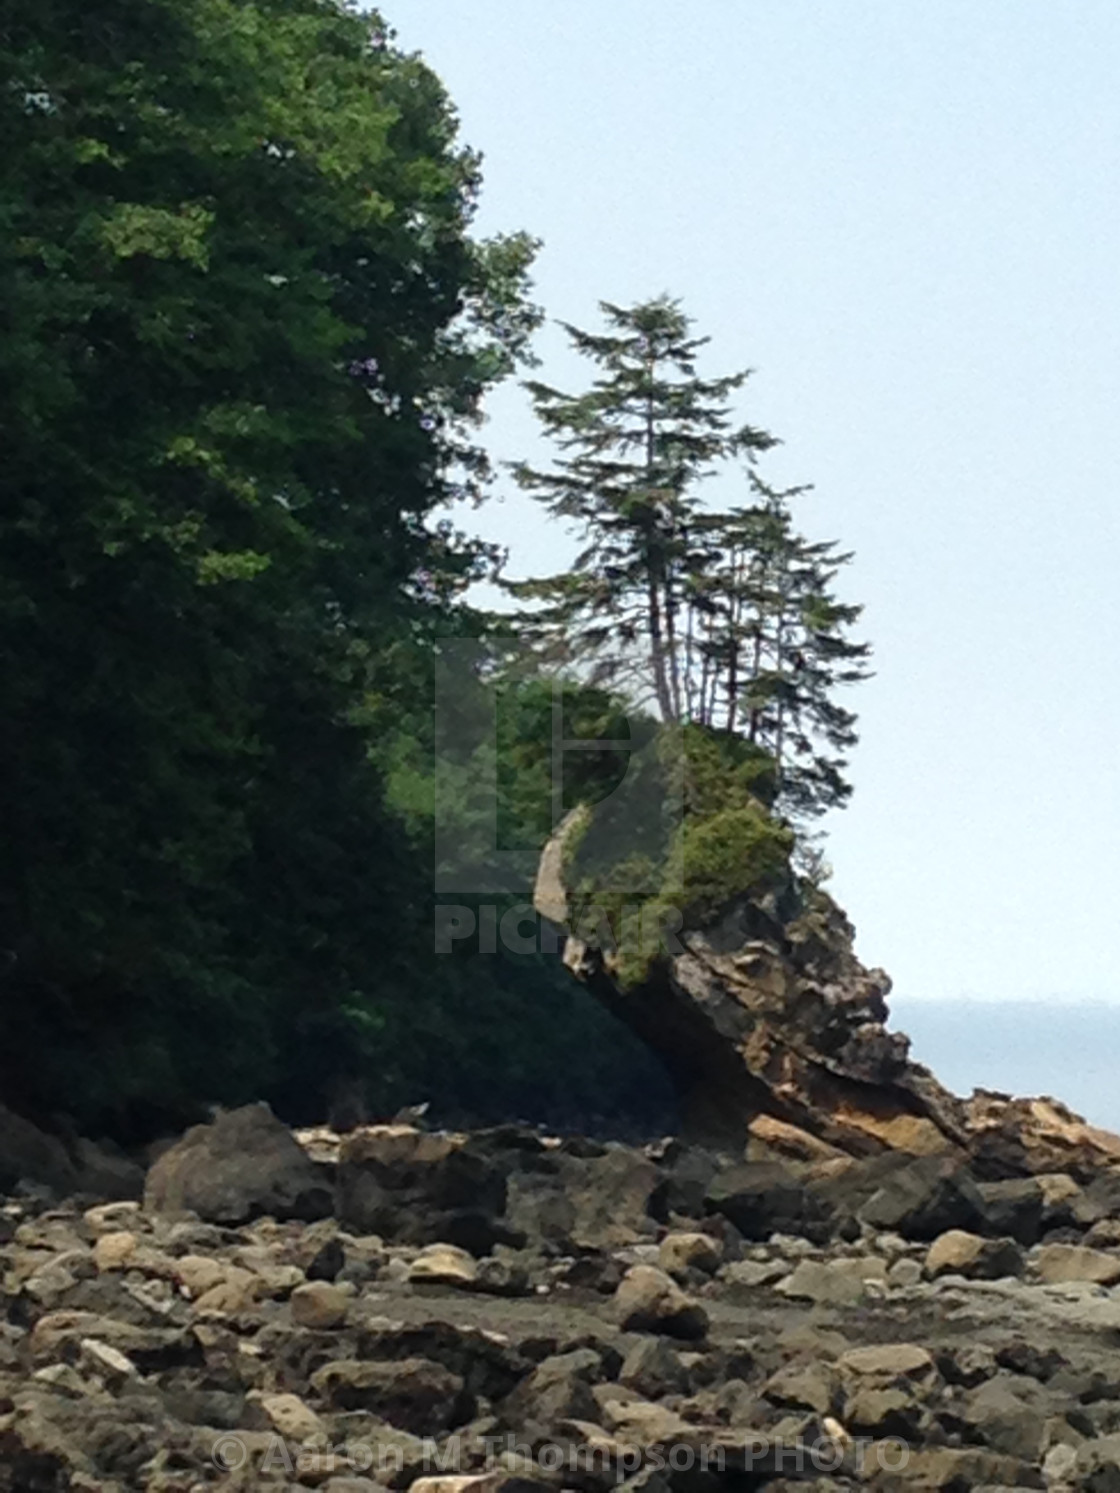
389 1 1120 1012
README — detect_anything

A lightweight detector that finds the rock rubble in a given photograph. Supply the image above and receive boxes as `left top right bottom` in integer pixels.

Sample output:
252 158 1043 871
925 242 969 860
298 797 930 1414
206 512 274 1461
3 1105 1120 1489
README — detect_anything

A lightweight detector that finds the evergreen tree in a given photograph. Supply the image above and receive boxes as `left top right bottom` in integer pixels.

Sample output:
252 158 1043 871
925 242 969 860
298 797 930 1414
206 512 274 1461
0 0 540 1130
513 299 870 823
508 297 774 721
702 479 871 817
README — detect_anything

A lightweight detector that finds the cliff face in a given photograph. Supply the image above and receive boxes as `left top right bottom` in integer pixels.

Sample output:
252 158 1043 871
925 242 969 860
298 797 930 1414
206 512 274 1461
535 814 1120 1178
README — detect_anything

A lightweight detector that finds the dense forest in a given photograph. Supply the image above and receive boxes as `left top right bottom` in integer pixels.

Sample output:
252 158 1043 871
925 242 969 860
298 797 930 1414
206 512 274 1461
0 0 867 1143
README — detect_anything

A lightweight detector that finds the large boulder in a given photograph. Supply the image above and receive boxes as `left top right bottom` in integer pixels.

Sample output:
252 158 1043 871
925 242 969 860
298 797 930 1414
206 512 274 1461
924 1229 1025 1280
0 1103 80 1195
809 1151 988 1241
705 1160 834 1243
144 1103 332 1223
857 1154 988 1240
506 1142 661 1251
964 1092 1120 1181
614 1264 709 1340
0 1105 142 1200
71 1137 144 1201
336 1125 512 1252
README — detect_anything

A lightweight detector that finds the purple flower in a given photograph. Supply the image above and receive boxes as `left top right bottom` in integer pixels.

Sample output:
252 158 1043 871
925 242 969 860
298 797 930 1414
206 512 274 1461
419 415 436 432
347 356 380 379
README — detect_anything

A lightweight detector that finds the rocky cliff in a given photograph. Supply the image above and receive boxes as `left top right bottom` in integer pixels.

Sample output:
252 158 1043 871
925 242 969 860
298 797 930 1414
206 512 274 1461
535 812 1120 1181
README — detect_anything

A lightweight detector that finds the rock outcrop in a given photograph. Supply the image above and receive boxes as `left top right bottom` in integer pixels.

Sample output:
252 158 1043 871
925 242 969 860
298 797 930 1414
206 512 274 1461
535 812 1118 1179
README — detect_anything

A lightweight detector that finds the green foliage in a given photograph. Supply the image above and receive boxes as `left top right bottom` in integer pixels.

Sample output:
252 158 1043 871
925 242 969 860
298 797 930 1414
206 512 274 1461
508 296 774 721
671 806 793 923
0 0 586 1135
678 722 779 815
0 4 869 1142
510 297 870 821
706 477 871 819
564 720 795 987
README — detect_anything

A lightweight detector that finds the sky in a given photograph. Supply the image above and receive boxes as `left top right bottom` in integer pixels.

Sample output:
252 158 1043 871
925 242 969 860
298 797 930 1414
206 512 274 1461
387 3 1120 1024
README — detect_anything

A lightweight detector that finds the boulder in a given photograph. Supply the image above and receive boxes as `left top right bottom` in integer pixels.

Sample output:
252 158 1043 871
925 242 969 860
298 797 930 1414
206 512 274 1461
936 1343 999 1388
897 1447 1044 1489
838 1342 936 1382
618 1337 691 1399
336 1126 511 1252
960 1374 1049 1462
310 1357 471 1432
705 1161 833 1243
1072 1168 1120 1227
563 1146 661 1249
356 1317 530 1405
975 1177 1048 1244
260 1392 326 1443
0 1103 80 1196
408 1243 478 1289
289 1280 349 1329
657 1230 722 1278
144 1104 332 1224
924 1229 1025 1280
1034 1243 1120 1287
92 1231 138 1272
71 1137 144 1201
854 1154 987 1240
763 1364 835 1416
614 1264 708 1340
499 1347 600 1428
777 1255 886 1306
965 1092 1120 1182
505 1145 660 1252
1077 1434 1120 1490
843 1385 923 1438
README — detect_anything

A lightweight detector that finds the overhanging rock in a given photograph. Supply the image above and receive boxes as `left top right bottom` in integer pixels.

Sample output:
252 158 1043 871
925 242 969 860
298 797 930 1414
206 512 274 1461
534 813 1120 1175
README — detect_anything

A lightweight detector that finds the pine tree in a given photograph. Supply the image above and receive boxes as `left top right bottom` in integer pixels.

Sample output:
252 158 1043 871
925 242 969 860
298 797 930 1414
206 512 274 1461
705 478 871 817
507 297 774 721
511 297 870 824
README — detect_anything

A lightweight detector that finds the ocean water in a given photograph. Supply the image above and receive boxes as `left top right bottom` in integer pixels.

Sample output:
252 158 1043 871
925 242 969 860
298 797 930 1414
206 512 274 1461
895 1000 1120 1134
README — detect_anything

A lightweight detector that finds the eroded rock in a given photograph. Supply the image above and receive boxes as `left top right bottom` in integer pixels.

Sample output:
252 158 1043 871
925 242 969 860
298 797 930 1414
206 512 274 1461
144 1103 332 1224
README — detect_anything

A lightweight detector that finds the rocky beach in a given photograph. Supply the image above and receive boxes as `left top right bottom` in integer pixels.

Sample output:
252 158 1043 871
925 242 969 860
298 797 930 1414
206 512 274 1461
6 1093 1120 1492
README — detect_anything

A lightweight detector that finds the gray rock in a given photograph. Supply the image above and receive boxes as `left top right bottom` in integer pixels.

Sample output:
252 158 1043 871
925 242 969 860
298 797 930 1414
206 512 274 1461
721 1257 788 1294
763 1364 835 1415
706 1162 833 1244
619 1337 691 1399
657 1230 722 1278
336 1127 509 1252
499 1347 600 1427
777 1256 885 1306
1078 1433 1120 1491
1035 1243 1120 1286
925 1229 1025 1280
887 1256 923 1288
962 1374 1050 1463
144 1104 332 1224
310 1357 470 1433
856 1154 987 1241
614 1264 708 1340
